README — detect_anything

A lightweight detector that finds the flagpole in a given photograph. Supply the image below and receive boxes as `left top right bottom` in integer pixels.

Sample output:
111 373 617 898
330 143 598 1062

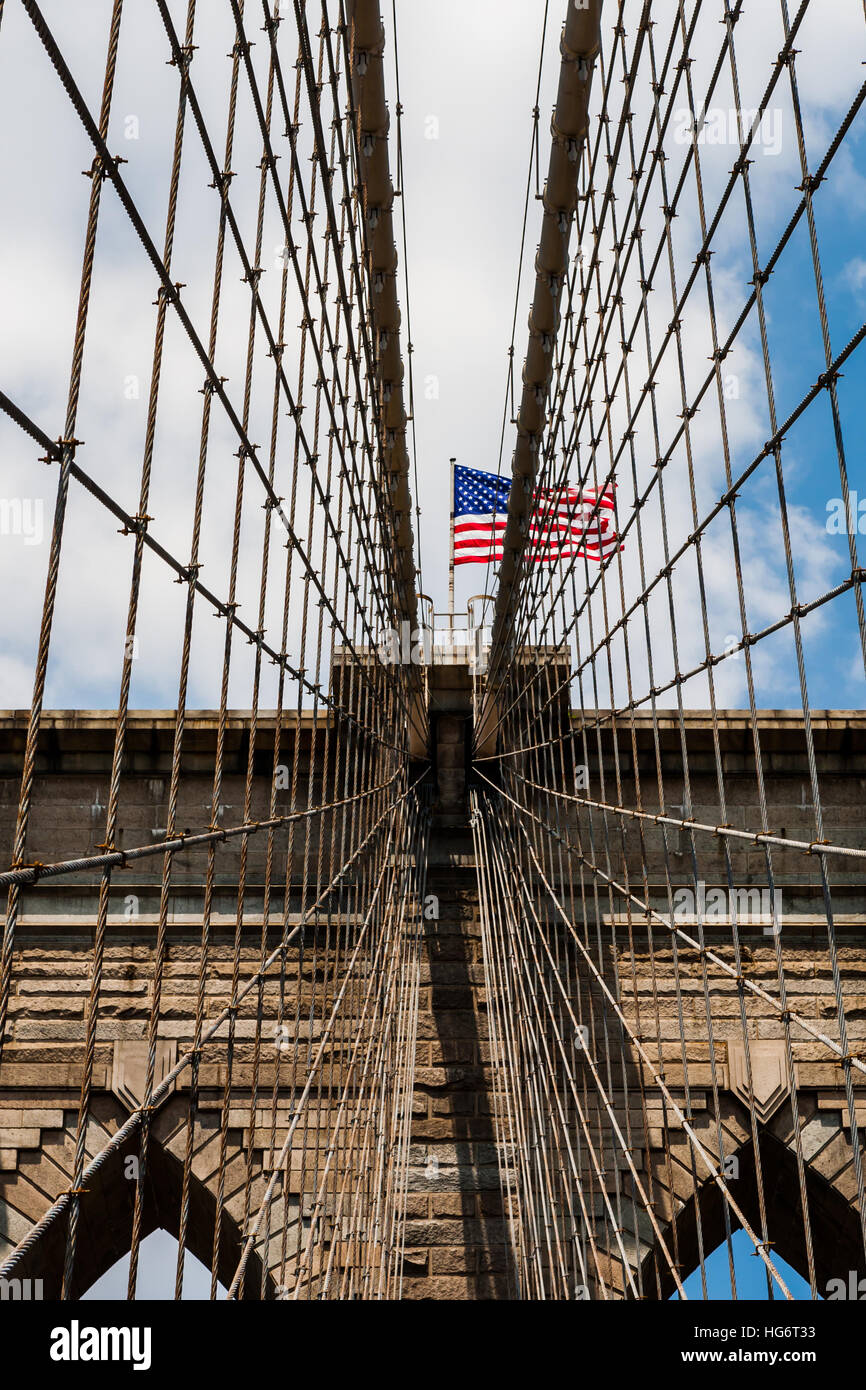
448 457 456 632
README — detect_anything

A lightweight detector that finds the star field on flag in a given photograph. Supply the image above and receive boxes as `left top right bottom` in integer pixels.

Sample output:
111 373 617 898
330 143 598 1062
452 464 621 567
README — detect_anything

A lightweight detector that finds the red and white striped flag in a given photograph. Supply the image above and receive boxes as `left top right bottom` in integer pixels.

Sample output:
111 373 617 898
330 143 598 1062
452 464 621 567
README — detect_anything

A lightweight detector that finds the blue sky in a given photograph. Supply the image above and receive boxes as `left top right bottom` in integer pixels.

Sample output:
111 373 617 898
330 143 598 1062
674 1230 814 1301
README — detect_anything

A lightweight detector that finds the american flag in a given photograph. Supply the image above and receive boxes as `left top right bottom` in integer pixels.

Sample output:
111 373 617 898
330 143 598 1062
452 464 621 567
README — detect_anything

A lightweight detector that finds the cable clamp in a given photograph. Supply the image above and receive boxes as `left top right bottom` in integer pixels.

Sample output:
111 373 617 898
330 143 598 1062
168 42 198 69
118 512 153 538
797 172 824 195
816 368 841 390
199 374 227 397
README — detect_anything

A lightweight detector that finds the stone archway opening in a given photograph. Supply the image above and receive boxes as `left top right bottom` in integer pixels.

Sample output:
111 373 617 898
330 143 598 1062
83 1228 223 1299
640 1123 866 1302
1 1121 273 1301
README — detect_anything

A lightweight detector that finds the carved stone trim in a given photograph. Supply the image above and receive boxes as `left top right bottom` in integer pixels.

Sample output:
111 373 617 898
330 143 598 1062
111 1041 177 1112
726 1040 792 1123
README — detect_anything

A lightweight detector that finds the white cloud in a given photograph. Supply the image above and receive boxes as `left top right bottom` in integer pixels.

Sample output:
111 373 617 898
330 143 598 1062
842 256 866 299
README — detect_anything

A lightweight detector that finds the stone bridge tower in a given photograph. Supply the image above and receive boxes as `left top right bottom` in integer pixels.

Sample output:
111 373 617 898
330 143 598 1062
2 707 864 1299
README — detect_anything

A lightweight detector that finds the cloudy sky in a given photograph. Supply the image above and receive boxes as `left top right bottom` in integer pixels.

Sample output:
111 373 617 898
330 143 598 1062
0 0 864 720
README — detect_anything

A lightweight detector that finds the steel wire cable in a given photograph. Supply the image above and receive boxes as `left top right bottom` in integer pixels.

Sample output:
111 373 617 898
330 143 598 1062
475 0 866 1301
0 0 425 1301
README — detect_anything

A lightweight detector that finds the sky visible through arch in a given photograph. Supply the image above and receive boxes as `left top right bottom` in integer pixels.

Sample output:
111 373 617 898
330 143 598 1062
82 1224 815 1300
673 1229 814 1300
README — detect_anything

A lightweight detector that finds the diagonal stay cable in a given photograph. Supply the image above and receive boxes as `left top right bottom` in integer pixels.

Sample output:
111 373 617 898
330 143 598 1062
0 771 425 1278
21 0 416 742
492 780 795 1299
